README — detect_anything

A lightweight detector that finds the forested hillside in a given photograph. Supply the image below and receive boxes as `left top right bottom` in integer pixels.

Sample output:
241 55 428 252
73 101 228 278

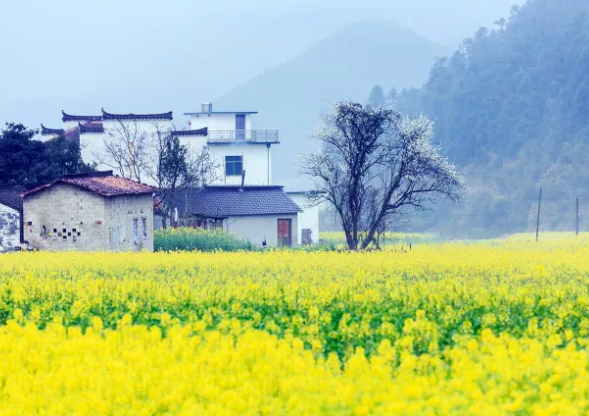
378 0 589 237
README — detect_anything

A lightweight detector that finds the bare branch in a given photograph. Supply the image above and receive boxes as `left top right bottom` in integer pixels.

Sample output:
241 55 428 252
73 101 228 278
301 102 464 250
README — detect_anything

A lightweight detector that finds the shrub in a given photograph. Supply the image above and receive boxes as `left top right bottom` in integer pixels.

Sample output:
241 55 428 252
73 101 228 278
155 227 254 252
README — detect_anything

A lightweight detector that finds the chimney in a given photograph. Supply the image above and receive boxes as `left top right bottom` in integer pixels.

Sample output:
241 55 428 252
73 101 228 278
201 102 212 114
240 170 246 191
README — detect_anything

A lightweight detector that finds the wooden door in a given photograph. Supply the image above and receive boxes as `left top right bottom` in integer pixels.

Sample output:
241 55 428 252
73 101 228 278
277 219 292 247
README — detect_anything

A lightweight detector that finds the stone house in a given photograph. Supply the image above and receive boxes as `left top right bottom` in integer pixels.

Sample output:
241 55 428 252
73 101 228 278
0 187 23 252
172 186 302 247
22 171 155 252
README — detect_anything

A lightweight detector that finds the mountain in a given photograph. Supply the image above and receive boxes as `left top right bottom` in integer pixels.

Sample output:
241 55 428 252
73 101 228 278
388 0 589 237
216 19 447 186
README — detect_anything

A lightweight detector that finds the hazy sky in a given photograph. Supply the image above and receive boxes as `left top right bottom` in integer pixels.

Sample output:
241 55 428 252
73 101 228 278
0 0 522 128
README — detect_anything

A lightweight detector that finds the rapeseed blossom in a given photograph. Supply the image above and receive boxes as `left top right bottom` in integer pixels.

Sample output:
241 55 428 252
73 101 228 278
0 237 588 414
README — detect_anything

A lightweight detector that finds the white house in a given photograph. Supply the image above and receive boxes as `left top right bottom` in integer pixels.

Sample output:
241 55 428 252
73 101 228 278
41 105 276 187
40 103 321 245
173 186 302 247
177 103 278 186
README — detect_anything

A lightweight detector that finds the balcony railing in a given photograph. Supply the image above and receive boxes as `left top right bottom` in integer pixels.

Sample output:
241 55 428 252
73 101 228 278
207 130 279 143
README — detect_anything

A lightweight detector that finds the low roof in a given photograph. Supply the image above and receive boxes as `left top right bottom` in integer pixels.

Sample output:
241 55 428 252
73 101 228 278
79 121 104 134
174 186 302 219
22 171 155 198
184 111 258 116
171 127 208 137
0 187 24 211
40 124 65 136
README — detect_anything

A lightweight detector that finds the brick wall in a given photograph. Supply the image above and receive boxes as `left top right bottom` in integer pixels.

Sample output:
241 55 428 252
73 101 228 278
106 194 154 252
0 204 20 251
23 184 108 251
23 184 153 252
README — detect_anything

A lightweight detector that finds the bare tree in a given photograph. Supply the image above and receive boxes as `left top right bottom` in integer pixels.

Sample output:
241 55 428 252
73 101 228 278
182 147 221 188
146 123 188 229
93 120 148 181
302 102 464 251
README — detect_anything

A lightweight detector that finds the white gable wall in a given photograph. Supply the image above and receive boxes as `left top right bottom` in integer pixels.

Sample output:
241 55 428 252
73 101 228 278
0 203 20 251
208 143 272 186
288 193 320 245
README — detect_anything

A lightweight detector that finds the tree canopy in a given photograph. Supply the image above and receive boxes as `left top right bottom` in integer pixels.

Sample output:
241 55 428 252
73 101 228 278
0 123 93 189
372 0 589 237
303 102 463 250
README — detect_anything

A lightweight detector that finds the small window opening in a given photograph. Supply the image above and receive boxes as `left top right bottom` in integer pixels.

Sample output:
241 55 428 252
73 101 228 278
133 218 138 244
141 218 147 243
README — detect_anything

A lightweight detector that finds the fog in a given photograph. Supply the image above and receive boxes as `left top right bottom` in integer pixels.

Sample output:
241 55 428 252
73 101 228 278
0 0 521 128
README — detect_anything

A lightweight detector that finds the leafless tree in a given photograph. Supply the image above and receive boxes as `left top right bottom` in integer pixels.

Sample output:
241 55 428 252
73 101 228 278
145 122 188 228
182 147 221 188
302 102 464 251
93 120 148 181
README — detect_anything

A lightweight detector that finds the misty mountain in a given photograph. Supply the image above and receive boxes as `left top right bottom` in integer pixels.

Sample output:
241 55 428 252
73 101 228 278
388 0 589 237
216 19 447 185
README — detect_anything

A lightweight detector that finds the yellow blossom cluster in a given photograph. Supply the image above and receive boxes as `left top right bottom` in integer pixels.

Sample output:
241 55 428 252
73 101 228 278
0 237 588 415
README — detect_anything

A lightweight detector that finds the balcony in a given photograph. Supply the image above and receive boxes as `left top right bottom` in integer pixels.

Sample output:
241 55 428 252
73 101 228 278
207 130 279 144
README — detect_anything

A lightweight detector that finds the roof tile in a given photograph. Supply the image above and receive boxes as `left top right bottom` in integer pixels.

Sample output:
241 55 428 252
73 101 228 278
22 171 155 198
174 186 302 218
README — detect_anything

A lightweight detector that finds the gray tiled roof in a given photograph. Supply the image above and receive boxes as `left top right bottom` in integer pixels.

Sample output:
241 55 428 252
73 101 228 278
174 186 302 218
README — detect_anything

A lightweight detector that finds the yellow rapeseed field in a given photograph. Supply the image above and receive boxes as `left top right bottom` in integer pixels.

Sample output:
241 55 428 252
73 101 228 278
1 237 589 415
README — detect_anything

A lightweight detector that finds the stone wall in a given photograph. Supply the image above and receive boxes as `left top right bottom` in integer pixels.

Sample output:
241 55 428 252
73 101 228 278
0 204 20 251
23 184 108 251
105 194 154 252
23 184 154 252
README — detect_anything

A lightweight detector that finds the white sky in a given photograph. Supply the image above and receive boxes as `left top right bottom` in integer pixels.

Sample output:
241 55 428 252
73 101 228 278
0 0 522 128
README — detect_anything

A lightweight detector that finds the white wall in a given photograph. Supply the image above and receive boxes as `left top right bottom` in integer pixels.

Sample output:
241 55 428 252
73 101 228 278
189 113 252 131
63 120 82 131
80 131 109 171
80 120 173 186
208 143 272 185
39 134 60 143
224 214 298 247
177 135 208 158
288 193 320 245
0 204 20 251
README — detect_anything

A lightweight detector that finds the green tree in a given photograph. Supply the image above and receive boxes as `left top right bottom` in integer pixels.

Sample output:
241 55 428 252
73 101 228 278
0 123 93 189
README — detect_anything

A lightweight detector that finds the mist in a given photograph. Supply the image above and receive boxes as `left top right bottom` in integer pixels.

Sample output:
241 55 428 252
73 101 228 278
0 0 520 128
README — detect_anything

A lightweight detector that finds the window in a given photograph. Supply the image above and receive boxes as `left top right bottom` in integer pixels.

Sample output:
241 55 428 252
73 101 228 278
225 156 243 176
142 218 147 242
133 218 138 244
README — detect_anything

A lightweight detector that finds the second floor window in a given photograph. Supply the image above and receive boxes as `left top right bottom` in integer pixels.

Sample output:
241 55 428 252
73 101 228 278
225 155 243 176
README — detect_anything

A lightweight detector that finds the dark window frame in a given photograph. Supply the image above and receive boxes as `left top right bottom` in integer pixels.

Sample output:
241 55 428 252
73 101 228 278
225 155 243 176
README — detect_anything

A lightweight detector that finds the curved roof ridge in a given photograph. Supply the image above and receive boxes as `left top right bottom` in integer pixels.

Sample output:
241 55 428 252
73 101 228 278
40 124 65 135
171 127 208 136
61 110 101 123
101 108 173 121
